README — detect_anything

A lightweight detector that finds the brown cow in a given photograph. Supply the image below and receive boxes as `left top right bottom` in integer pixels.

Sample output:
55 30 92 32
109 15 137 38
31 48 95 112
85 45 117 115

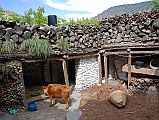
43 84 70 109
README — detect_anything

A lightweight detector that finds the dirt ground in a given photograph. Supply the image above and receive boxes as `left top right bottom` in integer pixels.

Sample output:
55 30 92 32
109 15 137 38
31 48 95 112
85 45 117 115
1 83 159 120
0 99 67 120
79 84 159 120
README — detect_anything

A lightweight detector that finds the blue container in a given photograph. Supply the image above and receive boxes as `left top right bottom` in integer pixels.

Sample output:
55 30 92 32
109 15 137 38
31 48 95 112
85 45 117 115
27 101 37 112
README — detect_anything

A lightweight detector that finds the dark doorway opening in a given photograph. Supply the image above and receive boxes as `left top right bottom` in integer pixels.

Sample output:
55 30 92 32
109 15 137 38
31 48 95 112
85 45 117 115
68 59 76 85
44 59 65 84
44 59 76 86
23 61 45 87
22 61 45 100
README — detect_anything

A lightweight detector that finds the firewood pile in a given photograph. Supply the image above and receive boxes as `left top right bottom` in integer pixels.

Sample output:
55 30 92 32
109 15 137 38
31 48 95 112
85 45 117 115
0 11 159 55
0 61 24 111
129 77 159 94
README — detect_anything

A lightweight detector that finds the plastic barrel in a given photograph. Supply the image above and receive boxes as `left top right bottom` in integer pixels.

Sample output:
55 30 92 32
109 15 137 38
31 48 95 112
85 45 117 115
48 15 57 26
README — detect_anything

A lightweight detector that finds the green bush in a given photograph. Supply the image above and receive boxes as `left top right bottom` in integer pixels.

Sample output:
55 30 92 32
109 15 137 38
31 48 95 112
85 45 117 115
20 38 53 57
152 0 159 9
56 33 69 52
0 40 17 54
0 7 4 20
57 17 100 26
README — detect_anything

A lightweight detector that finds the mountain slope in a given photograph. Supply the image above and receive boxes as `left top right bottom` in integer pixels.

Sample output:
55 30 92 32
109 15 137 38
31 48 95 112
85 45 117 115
95 1 152 20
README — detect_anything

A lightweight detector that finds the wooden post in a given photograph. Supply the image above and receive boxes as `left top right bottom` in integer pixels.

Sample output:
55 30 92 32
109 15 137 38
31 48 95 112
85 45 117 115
128 54 132 89
104 54 108 85
62 60 69 86
20 62 27 111
98 54 102 84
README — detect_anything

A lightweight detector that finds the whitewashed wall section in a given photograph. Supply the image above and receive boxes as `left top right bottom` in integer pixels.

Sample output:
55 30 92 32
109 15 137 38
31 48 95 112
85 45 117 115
75 57 99 90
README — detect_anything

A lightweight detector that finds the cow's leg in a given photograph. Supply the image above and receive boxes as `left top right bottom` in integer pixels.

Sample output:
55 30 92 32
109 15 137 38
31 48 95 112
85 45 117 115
50 96 53 107
64 96 70 109
52 98 56 105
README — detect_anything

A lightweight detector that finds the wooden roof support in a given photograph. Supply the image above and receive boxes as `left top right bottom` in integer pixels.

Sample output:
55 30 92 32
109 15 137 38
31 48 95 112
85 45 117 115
128 53 132 89
98 54 102 84
62 60 69 86
104 54 108 85
19 62 27 111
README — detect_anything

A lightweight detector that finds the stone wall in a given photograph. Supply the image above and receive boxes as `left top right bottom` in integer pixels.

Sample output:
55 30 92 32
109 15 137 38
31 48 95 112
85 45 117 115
0 11 159 55
0 61 24 111
75 57 99 90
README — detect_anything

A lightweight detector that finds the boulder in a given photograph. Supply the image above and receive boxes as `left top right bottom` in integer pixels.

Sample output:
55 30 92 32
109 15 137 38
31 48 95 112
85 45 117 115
153 18 159 29
23 31 31 39
146 86 159 106
108 90 127 108
11 34 19 42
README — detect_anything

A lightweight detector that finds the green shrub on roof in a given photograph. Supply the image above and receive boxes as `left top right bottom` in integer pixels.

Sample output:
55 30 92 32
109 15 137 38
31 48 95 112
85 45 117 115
0 40 17 54
20 38 53 57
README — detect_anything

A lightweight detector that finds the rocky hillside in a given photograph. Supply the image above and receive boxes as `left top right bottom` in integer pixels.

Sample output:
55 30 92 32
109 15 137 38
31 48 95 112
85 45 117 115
95 1 152 20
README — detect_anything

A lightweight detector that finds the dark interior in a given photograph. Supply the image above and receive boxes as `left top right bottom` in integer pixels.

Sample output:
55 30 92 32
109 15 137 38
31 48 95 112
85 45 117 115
68 59 76 85
22 61 45 87
23 59 76 87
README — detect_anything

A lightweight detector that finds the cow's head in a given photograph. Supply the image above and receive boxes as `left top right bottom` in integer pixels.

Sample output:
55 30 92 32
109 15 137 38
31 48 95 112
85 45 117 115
42 86 48 96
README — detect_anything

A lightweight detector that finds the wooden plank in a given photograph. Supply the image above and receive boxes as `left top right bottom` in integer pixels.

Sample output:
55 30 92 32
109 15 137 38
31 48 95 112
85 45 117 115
98 54 102 83
128 54 132 89
122 64 159 76
106 51 128 55
104 55 108 85
102 43 159 50
20 62 27 111
62 60 69 86
68 53 98 59
104 50 159 55
26 95 50 103
130 51 159 54
24 60 45 63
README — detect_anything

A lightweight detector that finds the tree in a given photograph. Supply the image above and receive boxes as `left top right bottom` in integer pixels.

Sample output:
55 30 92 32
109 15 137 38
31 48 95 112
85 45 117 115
24 8 34 25
8 13 23 23
57 16 67 24
33 7 48 26
152 0 159 9
0 7 4 20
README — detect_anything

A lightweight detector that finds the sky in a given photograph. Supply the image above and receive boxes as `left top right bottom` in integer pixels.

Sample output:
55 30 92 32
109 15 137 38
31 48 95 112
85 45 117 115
0 0 148 20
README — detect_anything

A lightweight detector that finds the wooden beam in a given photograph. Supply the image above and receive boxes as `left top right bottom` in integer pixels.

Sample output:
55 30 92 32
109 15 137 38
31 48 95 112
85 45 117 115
23 59 45 63
62 60 69 86
98 54 102 84
102 43 159 50
20 62 27 111
48 58 65 61
68 53 98 59
130 51 159 54
106 51 128 55
122 64 159 76
128 54 132 89
104 55 108 85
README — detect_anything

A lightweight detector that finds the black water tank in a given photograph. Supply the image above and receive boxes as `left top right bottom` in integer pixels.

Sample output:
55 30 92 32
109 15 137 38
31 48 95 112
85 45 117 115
48 15 57 26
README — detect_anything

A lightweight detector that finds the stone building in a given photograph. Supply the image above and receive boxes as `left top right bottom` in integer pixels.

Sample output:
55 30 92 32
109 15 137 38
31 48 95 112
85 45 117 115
0 10 159 110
